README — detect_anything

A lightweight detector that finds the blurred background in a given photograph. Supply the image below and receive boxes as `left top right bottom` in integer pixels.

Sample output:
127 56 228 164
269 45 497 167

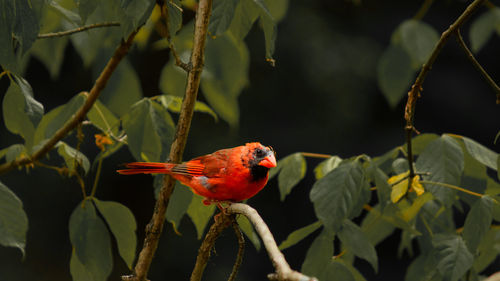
0 0 499 280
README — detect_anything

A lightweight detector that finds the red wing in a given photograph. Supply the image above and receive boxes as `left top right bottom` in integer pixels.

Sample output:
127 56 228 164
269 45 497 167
171 148 231 178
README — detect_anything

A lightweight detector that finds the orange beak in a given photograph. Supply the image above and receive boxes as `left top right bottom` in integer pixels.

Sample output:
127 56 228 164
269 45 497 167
259 153 277 168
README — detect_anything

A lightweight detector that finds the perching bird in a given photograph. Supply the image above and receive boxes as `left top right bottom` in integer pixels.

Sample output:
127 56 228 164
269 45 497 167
117 142 277 203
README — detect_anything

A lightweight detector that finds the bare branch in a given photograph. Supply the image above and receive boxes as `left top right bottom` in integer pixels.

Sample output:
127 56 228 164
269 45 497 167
190 213 233 281
227 203 317 281
0 30 139 175
37 22 120 39
126 0 213 280
228 219 245 281
404 0 485 180
455 29 500 104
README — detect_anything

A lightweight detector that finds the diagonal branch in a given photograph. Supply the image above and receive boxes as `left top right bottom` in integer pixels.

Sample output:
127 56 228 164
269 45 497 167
124 0 213 280
227 203 317 281
37 22 121 39
404 0 485 180
0 30 139 175
454 29 500 104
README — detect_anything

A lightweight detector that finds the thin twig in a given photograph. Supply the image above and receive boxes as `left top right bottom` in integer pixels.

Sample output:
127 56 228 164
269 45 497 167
300 152 332 159
228 218 245 281
455 29 500 104
157 0 191 72
404 0 485 182
227 203 317 281
0 31 139 175
126 1 213 280
420 180 484 198
37 22 120 39
190 213 233 281
413 0 435 20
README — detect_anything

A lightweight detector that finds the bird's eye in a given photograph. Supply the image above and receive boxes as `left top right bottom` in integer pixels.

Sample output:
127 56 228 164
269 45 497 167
255 148 265 157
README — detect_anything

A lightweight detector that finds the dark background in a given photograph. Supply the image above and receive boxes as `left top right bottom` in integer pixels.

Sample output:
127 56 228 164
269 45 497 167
1 0 499 280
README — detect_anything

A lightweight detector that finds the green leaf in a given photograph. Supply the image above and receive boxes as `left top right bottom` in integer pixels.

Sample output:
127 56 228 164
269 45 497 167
279 221 322 251
87 99 120 136
432 234 473 281
276 153 306 201
265 0 288 22
187 194 216 239
461 136 498 171
377 45 414 107
70 249 93 281
314 156 342 180
157 95 218 121
201 34 249 126
30 35 68 79
0 0 16 70
69 202 113 281
166 182 193 234
10 0 40 55
237 214 261 251
94 199 137 269
338 219 378 272
76 0 98 23
122 99 175 162
310 161 368 232
2 75 44 150
409 133 440 155
98 58 142 117
119 0 155 30
360 205 395 246
257 3 277 61
2 144 27 163
400 192 433 222
159 59 188 97
301 230 334 277
368 165 391 210
228 0 260 41
167 0 182 38
473 228 500 272
462 195 494 253
48 1 82 25
405 253 441 281
469 8 500 53
0 181 28 256
209 0 240 36
56 142 91 175
393 19 439 67
392 158 409 174
416 135 464 207
34 92 86 148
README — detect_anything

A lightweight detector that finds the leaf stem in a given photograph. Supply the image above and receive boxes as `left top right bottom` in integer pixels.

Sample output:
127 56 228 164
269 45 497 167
0 30 139 175
413 0 435 20
37 22 120 39
420 180 483 198
455 28 500 104
90 156 104 198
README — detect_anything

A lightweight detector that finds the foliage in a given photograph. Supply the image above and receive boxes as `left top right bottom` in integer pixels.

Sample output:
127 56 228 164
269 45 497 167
1 0 499 281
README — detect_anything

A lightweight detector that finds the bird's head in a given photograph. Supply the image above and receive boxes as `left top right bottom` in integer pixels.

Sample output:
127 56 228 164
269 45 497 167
245 142 277 169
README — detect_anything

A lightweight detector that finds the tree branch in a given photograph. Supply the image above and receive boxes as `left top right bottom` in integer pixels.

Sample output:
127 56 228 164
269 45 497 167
37 22 121 39
227 203 317 281
404 0 485 180
228 219 245 281
0 30 139 175
125 0 213 280
455 29 500 104
190 213 234 281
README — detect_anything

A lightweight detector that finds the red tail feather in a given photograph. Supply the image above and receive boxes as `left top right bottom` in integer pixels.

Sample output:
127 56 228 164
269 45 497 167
117 162 174 175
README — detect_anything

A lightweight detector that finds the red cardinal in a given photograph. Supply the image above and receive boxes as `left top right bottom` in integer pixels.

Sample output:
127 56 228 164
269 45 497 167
117 142 277 203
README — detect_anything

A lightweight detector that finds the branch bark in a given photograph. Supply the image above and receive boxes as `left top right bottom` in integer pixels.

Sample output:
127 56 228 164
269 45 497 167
227 203 317 281
404 0 485 180
125 0 213 280
37 22 120 39
0 30 139 175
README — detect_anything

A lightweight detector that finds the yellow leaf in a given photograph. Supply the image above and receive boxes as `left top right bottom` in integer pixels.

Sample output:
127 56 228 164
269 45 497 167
389 171 410 203
400 192 433 221
410 176 425 196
